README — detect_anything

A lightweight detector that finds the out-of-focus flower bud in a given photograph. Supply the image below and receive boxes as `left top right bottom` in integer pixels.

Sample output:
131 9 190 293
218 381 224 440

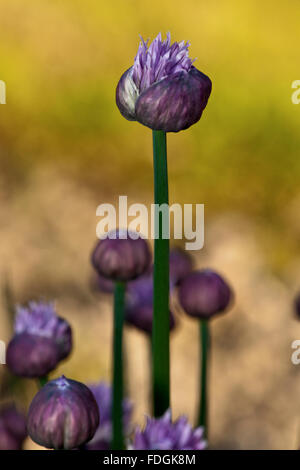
130 410 206 450
91 229 151 283
169 247 193 286
179 270 232 319
116 33 212 133
86 381 133 450
125 274 176 334
6 302 72 378
27 376 99 450
0 404 27 450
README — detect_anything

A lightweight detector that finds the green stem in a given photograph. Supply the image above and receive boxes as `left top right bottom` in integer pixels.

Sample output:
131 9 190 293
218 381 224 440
112 281 126 450
38 375 48 389
198 320 210 437
152 130 170 417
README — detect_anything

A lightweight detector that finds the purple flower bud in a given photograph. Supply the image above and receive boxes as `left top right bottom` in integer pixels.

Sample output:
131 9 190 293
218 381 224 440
6 302 72 378
0 404 27 450
130 410 206 450
7 333 60 378
91 229 151 282
169 247 194 286
27 376 99 450
116 33 212 133
125 274 176 334
86 381 133 450
179 269 232 319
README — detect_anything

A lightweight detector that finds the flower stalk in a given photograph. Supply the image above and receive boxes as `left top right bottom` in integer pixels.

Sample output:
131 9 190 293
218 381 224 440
198 320 210 436
112 281 126 449
152 130 170 417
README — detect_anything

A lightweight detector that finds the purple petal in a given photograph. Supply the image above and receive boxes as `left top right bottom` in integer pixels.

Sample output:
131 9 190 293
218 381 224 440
135 67 212 132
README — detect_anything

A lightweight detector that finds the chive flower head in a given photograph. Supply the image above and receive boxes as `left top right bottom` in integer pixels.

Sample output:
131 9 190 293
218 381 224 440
116 33 212 132
6 302 72 378
131 410 206 450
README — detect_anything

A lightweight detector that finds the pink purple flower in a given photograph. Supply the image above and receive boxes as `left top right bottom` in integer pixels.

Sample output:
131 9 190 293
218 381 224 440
86 381 133 450
131 410 206 450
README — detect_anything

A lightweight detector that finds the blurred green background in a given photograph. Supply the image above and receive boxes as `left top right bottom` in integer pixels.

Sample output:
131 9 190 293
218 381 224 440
1 0 300 268
1 0 300 450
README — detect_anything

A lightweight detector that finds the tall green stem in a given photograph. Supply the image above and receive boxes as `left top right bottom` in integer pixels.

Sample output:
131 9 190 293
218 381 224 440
198 320 210 437
112 281 126 450
152 130 170 417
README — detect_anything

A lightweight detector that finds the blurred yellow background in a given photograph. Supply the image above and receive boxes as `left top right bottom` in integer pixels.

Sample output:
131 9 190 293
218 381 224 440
0 0 300 449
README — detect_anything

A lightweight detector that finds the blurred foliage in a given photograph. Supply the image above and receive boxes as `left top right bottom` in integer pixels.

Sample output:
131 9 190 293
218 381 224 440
0 0 299 238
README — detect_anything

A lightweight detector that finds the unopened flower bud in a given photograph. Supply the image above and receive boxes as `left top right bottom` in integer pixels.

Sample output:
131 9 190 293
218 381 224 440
179 269 232 319
27 376 99 450
91 229 151 282
6 302 72 378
